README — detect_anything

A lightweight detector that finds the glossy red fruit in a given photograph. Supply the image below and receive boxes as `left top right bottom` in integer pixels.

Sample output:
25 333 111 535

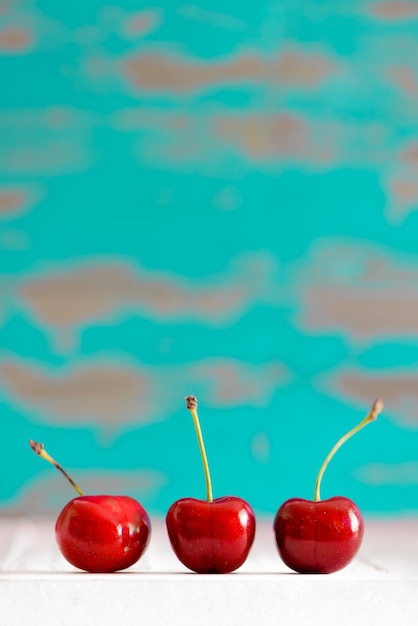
166 496 255 573
274 400 382 574
56 495 151 573
274 496 364 574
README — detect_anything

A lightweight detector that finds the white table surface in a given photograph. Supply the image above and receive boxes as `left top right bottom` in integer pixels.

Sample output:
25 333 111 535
1 516 417 626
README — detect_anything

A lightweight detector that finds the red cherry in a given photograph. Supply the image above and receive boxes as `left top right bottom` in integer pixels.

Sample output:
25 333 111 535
29 440 150 573
166 496 255 574
56 495 150 573
274 496 363 574
166 396 256 573
274 399 383 574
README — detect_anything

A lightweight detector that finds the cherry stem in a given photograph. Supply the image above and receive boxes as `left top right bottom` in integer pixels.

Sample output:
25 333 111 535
186 395 213 503
29 440 84 497
314 398 384 502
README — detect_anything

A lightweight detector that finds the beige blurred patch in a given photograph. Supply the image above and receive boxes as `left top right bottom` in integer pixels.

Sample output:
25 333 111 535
273 49 334 87
213 114 309 161
0 359 156 430
190 358 291 408
326 368 418 428
7 470 167 515
303 285 418 338
19 253 279 335
0 189 28 216
370 1 418 20
386 173 418 223
121 9 162 39
0 354 291 432
0 186 41 219
296 239 418 339
121 47 335 93
19 261 247 325
251 432 271 464
387 66 418 97
355 461 418 486
0 27 32 52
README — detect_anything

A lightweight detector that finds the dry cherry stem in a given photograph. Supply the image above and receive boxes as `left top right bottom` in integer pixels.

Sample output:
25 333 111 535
313 398 384 502
29 439 84 496
185 395 213 502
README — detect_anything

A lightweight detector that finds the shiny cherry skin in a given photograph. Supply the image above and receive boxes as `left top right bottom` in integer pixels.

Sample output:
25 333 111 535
55 495 151 573
274 496 364 574
166 496 256 573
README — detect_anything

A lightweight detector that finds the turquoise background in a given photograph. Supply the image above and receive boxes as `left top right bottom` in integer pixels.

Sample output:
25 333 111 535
1 0 418 517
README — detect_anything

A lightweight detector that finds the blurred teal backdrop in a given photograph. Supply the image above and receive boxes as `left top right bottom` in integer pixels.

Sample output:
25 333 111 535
1 0 418 517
